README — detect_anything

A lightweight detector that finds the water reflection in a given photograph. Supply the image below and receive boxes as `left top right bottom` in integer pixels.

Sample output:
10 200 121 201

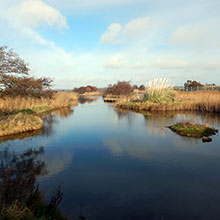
78 96 99 104
143 112 175 137
103 138 150 159
43 150 74 178
49 107 74 118
1 98 220 220
0 147 69 220
114 108 132 121
0 129 43 144
0 147 46 204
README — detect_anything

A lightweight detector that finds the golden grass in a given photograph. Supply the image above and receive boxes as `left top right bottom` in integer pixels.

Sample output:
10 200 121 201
0 113 43 136
0 91 78 113
117 91 220 113
0 92 78 137
175 91 220 112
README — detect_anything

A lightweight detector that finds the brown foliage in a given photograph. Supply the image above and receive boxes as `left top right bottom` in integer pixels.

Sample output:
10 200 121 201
184 80 204 89
104 81 133 95
0 46 53 98
73 85 98 94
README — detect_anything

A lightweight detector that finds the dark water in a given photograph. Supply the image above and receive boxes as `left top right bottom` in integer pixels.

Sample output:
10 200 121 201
1 97 220 220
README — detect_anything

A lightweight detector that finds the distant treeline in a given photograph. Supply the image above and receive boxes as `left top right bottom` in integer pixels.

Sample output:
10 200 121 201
73 85 98 94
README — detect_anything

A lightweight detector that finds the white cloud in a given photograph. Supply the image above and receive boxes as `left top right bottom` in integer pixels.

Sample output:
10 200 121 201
101 23 122 43
151 58 191 69
104 53 128 69
170 26 204 45
6 0 68 29
0 0 68 46
170 24 220 49
45 0 146 10
101 17 151 44
131 61 146 69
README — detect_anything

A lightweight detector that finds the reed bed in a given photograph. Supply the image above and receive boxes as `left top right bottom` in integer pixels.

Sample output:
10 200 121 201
117 91 220 113
0 92 78 137
175 91 220 113
0 91 78 113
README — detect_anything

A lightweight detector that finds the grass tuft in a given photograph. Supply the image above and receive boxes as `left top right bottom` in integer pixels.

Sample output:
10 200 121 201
144 78 175 103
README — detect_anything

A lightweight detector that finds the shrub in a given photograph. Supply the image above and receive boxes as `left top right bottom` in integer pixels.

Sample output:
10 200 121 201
104 81 133 95
144 78 175 103
73 85 98 94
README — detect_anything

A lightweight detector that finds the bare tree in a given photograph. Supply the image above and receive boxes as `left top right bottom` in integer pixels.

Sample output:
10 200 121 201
0 46 53 98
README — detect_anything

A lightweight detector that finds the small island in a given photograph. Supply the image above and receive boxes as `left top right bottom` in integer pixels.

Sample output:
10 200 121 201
168 122 218 142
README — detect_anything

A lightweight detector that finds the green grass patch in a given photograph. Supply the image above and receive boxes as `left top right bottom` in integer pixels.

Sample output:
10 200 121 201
169 122 218 138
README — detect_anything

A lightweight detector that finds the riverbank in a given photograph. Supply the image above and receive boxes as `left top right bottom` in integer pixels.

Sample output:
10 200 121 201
116 91 220 113
0 92 78 137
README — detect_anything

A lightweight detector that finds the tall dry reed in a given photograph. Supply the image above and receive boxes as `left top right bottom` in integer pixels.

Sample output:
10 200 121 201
145 78 175 103
117 91 220 113
0 92 78 112
175 91 220 113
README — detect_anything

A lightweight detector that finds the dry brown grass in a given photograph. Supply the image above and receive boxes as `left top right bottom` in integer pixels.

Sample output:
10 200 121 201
0 113 43 136
117 91 220 113
175 91 220 113
0 91 78 113
0 92 78 137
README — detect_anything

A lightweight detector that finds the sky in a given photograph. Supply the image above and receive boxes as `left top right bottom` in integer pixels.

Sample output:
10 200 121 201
0 0 219 89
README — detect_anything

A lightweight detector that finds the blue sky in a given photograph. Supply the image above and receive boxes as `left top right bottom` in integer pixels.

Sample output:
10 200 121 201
0 0 219 89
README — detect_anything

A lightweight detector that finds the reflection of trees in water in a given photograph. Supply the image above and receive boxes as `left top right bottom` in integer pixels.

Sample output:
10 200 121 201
175 112 220 127
0 147 46 204
42 107 74 137
0 147 67 220
78 96 99 104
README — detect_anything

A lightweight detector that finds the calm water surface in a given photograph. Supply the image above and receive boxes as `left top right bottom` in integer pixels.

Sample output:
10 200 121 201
1 97 220 220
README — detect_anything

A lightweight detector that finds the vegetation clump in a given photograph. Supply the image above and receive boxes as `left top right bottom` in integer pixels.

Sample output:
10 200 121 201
73 85 98 94
169 122 218 139
104 81 133 96
144 78 175 104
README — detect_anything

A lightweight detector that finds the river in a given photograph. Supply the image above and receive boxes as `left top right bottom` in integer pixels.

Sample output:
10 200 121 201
1 97 220 220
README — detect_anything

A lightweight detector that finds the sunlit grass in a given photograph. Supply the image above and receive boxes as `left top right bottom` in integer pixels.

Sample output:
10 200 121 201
144 78 175 103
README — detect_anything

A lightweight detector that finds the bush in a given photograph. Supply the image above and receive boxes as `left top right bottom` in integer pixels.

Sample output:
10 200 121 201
144 78 175 103
104 81 133 95
73 85 98 94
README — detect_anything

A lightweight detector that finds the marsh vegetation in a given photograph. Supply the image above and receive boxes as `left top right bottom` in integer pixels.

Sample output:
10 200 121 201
168 122 218 139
